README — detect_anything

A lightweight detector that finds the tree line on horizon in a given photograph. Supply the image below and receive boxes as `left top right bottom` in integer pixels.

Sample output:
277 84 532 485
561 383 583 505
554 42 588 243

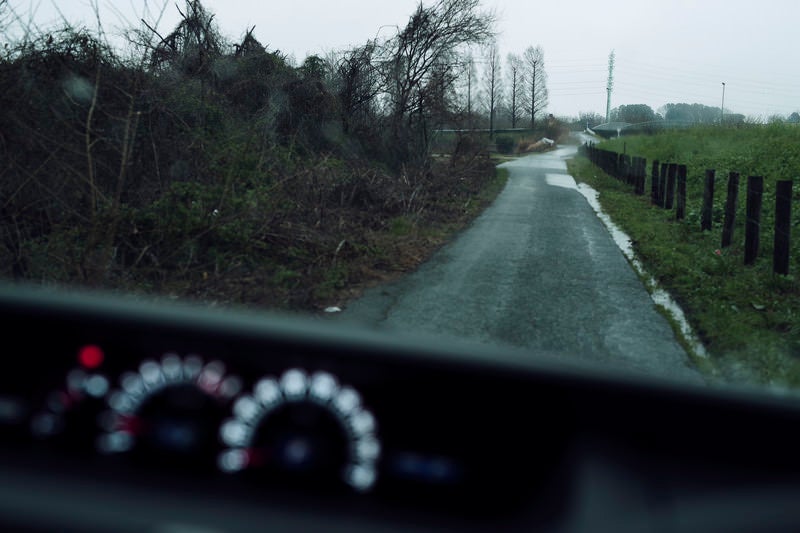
580 102 800 129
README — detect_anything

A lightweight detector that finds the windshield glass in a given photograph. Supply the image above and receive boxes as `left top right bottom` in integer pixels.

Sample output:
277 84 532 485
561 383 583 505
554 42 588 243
1 0 798 391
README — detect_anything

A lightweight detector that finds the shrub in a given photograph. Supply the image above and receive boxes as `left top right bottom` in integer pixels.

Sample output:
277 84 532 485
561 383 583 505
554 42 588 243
495 135 515 154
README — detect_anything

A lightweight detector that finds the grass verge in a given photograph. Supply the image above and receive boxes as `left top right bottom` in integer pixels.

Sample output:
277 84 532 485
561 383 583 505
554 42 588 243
568 136 800 387
321 164 510 308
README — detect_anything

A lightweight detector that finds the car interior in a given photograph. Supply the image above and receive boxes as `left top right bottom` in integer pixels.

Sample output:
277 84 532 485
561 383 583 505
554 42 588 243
1 283 800 532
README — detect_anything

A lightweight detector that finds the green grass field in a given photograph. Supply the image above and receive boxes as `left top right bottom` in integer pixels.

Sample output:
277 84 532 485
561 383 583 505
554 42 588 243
569 125 800 387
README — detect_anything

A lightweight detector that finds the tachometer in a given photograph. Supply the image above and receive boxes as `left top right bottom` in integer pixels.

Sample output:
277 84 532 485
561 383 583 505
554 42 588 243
97 353 242 466
217 368 381 493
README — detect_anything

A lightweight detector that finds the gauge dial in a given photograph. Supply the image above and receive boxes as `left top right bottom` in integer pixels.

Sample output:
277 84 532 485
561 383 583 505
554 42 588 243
30 345 111 446
218 369 381 493
97 353 242 465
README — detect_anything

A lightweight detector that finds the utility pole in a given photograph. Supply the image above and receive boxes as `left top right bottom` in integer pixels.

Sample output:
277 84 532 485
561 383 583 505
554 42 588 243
606 50 615 123
721 82 726 125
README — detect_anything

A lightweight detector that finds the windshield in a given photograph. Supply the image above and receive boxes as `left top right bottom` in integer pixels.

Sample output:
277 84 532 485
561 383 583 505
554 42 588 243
1 0 798 393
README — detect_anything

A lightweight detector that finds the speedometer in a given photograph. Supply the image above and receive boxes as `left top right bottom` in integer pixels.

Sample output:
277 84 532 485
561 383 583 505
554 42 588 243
217 369 381 492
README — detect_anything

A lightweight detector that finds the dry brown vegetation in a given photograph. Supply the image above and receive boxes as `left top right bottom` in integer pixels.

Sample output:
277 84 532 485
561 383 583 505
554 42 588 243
0 1 502 311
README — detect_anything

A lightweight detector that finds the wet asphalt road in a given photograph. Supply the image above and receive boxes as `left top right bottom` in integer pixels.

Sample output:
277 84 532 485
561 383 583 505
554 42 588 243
341 142 702 383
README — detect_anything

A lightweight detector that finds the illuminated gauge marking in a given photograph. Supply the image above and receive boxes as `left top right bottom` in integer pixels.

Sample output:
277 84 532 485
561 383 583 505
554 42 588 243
280 369 308 399
217 369 381 493
97 354 242 457
254 378 281 407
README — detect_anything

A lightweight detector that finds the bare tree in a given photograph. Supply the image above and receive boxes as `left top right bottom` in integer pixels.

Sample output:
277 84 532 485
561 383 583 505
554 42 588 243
423 55 460 129
334 42 382 134
381 0 495 166
463 52 476 118
522 45 548 130
147 0 223 78
481 41 502 135
0 0 8 34
579 111 604 129
506 52 523 129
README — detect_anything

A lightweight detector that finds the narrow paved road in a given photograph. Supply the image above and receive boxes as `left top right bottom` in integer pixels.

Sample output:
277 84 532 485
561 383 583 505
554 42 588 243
342 142 702 383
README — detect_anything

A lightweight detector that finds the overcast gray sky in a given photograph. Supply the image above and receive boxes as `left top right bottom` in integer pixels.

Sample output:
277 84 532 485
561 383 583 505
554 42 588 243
7 0 799 119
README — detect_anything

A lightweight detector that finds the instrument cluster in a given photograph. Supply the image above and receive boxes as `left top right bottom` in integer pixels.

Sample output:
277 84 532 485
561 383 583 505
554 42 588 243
0 298 560 513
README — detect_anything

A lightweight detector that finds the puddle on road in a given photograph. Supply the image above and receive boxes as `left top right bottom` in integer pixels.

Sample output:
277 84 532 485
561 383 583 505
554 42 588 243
545 174 577 189
576 183 708 359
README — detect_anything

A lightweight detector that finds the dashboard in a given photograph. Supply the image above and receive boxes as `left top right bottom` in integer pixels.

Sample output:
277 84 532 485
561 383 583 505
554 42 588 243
1 284 800 532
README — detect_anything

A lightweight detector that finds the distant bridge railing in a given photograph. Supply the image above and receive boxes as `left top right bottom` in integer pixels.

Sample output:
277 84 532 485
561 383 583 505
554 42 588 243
589 120 696 138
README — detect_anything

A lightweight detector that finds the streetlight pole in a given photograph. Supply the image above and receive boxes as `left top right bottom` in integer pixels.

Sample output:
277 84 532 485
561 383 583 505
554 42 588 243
721 82 726 125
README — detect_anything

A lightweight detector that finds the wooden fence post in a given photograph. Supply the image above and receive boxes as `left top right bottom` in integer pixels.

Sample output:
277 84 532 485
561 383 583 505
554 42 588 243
627 155 634 186
701 169 716 231
651 160 660 204
623 154 629 181
641 158 648 195
676 165 687 220
721 172 740 248
636 158 646 195
665 163 677 210
774 180 792 275
745 176 764 266
659 163 668 207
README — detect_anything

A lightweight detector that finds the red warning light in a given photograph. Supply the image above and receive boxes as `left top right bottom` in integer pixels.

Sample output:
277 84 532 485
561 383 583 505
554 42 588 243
78 345 104 369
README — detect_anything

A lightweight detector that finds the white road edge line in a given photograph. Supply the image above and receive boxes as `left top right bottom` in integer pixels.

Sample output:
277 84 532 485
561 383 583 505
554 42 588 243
575 183 708 359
